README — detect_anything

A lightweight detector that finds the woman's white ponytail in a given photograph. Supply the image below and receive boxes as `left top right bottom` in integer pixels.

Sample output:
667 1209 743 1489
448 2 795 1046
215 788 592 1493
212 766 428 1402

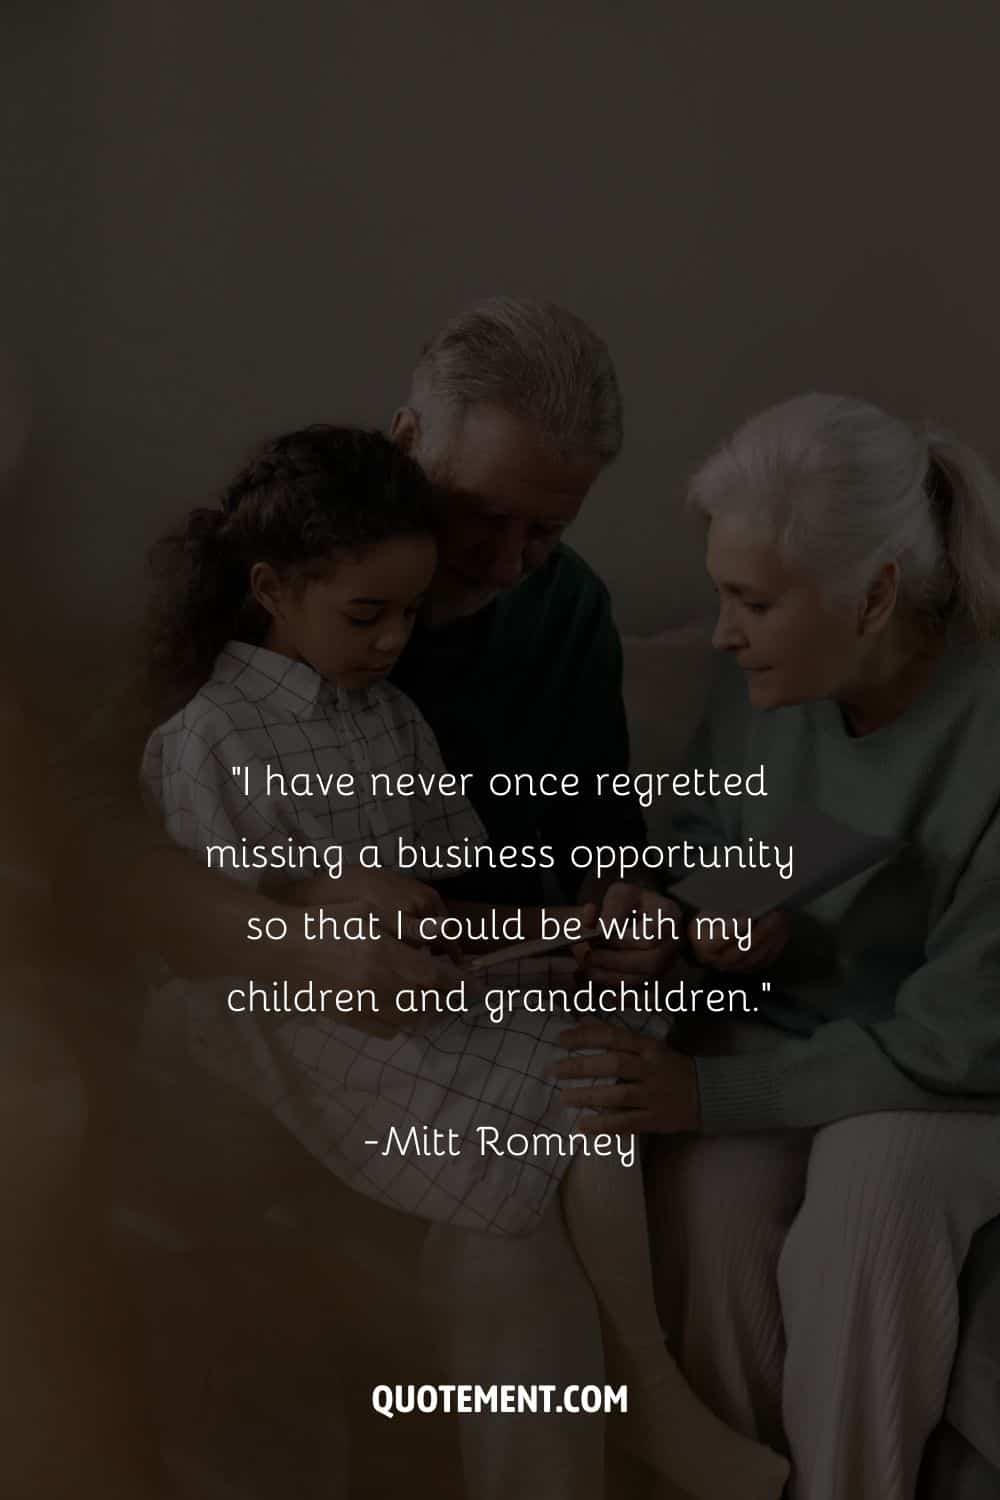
689 393 1000 640
925 431 1000 638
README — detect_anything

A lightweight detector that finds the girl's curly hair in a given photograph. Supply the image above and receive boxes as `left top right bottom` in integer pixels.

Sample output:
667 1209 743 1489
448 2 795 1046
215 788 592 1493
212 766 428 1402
145 425 434 704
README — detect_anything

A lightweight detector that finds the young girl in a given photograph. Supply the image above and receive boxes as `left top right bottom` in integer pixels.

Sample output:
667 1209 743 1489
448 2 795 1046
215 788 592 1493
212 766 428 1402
141 424 788 1499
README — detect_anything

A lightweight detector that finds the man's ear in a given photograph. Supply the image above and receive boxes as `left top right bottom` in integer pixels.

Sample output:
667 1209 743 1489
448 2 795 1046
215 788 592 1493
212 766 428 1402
250 561 283 618
858 562 899 637
390 406 420 454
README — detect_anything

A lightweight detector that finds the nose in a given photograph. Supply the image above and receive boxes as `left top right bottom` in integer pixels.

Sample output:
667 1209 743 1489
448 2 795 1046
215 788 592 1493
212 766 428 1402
373 617 412 657
712 601 746 652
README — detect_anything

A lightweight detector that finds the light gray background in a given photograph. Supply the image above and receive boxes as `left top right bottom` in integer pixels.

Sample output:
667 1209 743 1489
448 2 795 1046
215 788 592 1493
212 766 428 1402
3 1 998 658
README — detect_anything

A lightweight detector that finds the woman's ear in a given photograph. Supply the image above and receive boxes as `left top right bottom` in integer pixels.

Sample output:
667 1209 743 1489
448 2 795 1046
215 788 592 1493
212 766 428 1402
390 406 420 454
250 562 284 618
858 562 899 637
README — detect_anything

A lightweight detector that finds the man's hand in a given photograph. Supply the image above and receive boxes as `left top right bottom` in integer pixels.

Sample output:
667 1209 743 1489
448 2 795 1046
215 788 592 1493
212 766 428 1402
688 909 789 973
575 882 682 981
550 1023 700 1134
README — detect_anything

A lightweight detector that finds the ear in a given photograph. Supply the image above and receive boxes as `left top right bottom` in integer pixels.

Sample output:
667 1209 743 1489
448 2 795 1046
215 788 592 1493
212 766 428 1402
249 561 284 618
858 562 899 637
390 406 420 454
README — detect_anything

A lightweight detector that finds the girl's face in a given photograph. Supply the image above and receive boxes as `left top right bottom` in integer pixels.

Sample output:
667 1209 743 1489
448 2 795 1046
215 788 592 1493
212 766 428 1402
254 534 437 689
705 514 870 710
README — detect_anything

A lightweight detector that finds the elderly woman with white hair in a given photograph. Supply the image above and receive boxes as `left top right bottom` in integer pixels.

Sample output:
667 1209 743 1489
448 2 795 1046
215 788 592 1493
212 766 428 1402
554 393 1000 1500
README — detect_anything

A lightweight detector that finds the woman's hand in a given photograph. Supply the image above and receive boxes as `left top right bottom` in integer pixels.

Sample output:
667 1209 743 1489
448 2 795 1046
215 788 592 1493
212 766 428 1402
550 1022 701 1134
688 908 790 973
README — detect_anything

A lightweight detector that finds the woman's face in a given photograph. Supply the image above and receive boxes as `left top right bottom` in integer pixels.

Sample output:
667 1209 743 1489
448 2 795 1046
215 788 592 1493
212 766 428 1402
705 514 867 709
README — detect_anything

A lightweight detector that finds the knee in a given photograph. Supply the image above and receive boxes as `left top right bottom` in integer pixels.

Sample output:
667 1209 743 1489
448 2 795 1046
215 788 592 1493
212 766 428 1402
647 1133 806 1311
649 1133 802 1244
780 1114 961 1293
803 1113 951 1221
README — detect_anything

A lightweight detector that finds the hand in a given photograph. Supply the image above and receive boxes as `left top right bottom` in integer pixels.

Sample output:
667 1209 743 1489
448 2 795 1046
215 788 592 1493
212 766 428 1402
688 909 790 973
550 1022 701 1134
279 868 449 931
282 903 466 1040
574 882 682 981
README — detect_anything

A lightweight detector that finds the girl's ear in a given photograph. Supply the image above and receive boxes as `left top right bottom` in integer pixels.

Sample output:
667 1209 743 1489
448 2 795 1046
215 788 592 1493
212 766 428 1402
250 562 284 618
390 406 420 454
858 561 899 637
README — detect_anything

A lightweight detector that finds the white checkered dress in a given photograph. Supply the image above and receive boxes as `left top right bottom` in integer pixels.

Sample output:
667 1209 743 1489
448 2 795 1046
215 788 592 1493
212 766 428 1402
141 642 664 1234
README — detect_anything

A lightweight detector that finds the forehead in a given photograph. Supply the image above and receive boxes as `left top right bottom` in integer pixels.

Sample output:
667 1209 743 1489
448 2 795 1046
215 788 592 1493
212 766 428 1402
438 403 601 520
705 513 796 591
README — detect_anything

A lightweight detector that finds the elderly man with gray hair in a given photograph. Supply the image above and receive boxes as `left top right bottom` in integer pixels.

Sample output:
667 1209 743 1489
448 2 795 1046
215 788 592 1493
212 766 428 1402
389 298 655 915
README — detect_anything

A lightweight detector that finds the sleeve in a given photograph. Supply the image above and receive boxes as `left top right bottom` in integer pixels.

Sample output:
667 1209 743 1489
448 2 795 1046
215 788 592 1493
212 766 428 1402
142 712 268 887
696 824 1000 1132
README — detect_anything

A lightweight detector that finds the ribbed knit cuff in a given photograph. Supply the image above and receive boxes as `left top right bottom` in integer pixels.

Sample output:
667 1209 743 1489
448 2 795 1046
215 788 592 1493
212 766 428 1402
695 1053 786 1133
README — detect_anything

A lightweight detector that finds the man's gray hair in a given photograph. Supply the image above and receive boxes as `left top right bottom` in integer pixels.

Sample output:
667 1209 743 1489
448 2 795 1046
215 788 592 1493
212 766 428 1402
407 297 623 467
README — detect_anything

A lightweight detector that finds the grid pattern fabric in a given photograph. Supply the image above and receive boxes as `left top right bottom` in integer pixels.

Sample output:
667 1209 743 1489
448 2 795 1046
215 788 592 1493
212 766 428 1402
141 642 665 1234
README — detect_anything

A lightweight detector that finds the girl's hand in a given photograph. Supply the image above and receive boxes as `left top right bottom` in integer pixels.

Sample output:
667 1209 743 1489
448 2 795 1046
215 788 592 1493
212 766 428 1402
285 905 466 1039
550 1023 700 1134
687 909 790 974
280 868 449 931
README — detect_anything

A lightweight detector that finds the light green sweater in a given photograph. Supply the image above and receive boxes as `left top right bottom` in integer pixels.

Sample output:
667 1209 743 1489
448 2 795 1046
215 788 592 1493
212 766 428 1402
672 642 1000 1134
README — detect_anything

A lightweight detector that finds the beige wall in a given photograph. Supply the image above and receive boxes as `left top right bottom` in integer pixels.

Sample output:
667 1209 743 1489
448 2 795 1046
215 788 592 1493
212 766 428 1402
3 0 999 663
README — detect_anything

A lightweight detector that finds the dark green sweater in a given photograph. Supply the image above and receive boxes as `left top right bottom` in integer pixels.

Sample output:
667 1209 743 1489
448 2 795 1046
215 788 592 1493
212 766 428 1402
672 643 1000 1133
391 545 645 903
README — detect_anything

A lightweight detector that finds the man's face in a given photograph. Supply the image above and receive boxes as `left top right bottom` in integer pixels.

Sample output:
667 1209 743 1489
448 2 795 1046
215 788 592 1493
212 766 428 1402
393 403 602 622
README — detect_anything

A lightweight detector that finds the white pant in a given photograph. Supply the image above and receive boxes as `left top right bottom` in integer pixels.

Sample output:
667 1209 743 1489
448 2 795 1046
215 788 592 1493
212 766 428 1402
420 1196 607 1500
648 1081 1000 1500
421 1143 788 1500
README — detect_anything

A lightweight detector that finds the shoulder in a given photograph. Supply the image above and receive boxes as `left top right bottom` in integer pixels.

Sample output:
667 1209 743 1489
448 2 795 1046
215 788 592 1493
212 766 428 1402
942 640 1000 744
495 543 615 643
548 542 610 596
530 543 611 610
960 639 1000 705
142 681 251 780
